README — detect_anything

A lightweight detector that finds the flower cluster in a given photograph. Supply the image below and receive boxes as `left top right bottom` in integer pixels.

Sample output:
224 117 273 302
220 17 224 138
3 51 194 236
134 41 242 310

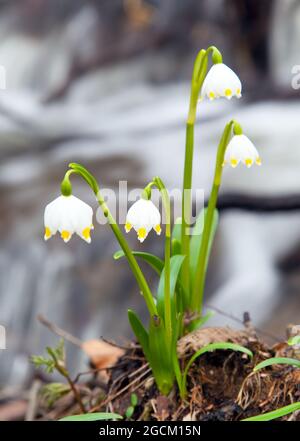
41 46 266 400
43 56 261 245
44 194 161 245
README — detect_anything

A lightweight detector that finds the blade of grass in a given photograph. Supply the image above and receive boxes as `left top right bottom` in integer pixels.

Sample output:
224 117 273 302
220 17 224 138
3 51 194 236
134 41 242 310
242 402 300 421
253 357 300 372
59 412 122 421
182 342 253 397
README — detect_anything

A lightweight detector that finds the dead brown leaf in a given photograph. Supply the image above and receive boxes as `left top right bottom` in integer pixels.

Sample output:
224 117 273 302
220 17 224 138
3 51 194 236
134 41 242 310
0 400 27 421
81 339 124 375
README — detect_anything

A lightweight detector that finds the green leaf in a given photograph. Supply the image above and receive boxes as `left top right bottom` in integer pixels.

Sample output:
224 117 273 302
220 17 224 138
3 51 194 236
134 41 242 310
182 342 253 397
253 357 300 372
190 208 219 284
172 349 184 398
128 310 150 361
41 383 70 407
31 339 66 375
125 406 134 419
131 393 138 407
172 239 181 256
187 310 215 332
59 412 122 421
172 218 182 242
288 335 300 346
242 402 300 421
171 314 184 398
30 355 55 374
46 339 65 364
157 255 186 321
128 311 175 395
114 250 164 275
148 317 174 395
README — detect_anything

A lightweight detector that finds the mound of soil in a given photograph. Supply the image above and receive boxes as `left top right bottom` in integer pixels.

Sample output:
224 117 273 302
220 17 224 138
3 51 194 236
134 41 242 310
4 326 299 421
104 327 300 421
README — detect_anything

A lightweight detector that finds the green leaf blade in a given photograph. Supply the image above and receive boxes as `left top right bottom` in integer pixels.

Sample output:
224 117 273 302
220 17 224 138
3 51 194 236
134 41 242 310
242 402 300 421
190 208 219 284
59 412 122 422
128 309 150 361
114 250 164 275
182 342 253 397
148 317 174 395
254 357 300 372
156 255 186 321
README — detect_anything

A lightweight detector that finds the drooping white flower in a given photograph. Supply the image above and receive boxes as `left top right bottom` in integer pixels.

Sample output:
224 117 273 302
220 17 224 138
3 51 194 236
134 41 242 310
200 63 242 101
125 198 161 243
44 195 94 243
223 134 261 168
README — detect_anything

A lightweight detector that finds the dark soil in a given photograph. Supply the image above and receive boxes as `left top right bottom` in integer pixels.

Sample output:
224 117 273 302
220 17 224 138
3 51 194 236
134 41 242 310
104 327 300 421
4 326 299 421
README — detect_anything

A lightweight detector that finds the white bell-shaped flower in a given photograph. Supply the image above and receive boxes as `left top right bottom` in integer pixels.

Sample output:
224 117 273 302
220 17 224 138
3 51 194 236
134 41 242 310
125 198 161 243
44 195 94 243
223 134 261 168
200 63 242 101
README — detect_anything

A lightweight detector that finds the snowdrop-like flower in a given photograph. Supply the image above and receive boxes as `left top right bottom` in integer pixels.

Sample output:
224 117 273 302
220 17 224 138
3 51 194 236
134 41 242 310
223 134 261 168
125 198 161 243
200 63 242 101
44 195 94 243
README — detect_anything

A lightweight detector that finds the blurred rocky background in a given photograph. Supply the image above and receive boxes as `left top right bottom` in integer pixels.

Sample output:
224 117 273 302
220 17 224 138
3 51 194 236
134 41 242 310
0 0 300 394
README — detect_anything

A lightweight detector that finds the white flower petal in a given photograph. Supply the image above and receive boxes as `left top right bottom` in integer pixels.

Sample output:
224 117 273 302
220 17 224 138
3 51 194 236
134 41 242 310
224 135 261 168
44 195 93 243
201 63 242 101
125 198 161 242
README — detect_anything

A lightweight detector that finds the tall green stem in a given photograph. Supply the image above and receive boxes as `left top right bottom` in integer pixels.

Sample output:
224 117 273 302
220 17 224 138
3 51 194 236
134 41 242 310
181 46 221 302
68 163 157 317
191 121 235 313
152 177 172 343
181 51 206 296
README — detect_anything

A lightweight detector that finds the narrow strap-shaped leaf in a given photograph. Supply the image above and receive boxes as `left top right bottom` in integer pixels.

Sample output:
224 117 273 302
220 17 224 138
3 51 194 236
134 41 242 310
182 342 253 397
148 317 174 395
172 312 184 397
128 309 150 361
59 412 122 421
157 255 186 320
242 402 300 421
253 357 300 372
187 310 215 332
172 218 182 244
189 208 219 284
114 250 164 275
172 238 181 256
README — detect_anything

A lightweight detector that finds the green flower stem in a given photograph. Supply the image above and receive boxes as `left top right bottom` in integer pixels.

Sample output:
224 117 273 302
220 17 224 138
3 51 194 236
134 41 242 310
152 177 172 344
191 121 235 313
67 163 157 317
61 170 76 196
181 46 221 301
181 50 206 295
